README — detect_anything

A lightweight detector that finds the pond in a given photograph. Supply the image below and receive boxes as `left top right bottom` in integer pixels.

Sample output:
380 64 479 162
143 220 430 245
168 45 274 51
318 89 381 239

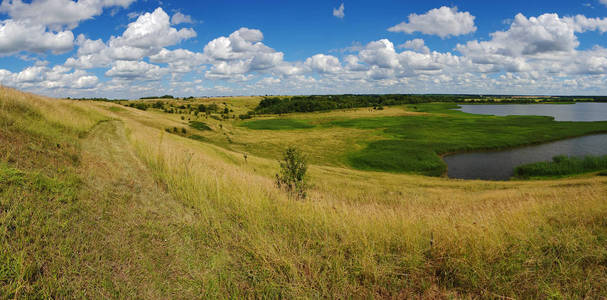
456 102 607 122
445 103 607 180
444 134 607 180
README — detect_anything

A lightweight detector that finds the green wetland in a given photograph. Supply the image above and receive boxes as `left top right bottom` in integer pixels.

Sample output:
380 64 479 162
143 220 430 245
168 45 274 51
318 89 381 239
243 103 607 178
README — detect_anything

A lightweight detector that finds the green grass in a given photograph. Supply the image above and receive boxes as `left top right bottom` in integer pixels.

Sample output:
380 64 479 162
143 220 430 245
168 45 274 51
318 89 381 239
514 155 607 178
237 103 607 176
326 103 607 176
0 163 83 298
240 118 314 130
189 120 212 131
107 106 126 112
188 134 210 142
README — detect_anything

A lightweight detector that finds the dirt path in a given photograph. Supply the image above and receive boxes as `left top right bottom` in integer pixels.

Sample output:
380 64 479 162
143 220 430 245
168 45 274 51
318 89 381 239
76 120 202 298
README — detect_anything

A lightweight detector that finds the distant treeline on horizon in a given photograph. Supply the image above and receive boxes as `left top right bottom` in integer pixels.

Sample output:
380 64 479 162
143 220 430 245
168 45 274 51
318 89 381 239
65 93 607 111
254 94 607 114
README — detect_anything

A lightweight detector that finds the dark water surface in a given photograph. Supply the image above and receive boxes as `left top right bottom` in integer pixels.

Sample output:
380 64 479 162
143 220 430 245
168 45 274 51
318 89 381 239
457 103 607 122
444 134 607 180
445 103 607 180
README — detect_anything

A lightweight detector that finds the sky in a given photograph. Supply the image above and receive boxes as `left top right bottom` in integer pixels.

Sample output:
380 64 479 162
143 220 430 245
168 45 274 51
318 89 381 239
2 1 607 98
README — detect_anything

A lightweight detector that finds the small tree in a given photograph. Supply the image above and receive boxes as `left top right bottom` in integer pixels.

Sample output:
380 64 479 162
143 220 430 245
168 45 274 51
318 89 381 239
275 147 308 199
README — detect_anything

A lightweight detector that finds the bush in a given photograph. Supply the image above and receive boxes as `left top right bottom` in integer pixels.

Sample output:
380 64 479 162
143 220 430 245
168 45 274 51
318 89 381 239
207 104 219 112
189 121 212 131
275 147 308 199
514 155 607 178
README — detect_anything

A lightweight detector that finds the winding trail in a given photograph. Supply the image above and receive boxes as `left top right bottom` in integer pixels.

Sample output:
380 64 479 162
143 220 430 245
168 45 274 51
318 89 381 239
76 120 202 298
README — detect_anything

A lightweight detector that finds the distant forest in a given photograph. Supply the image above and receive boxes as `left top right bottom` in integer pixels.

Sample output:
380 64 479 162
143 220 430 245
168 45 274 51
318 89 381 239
254 94 607 114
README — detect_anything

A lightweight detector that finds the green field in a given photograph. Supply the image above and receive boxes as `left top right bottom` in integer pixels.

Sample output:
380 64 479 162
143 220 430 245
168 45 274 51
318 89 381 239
2 87 607 298
241 103 607 176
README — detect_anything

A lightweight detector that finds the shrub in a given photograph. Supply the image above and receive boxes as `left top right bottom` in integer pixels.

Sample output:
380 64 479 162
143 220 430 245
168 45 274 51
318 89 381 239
275 147 308 199
514 155 607 178
207 104 219 112
189 121 212 131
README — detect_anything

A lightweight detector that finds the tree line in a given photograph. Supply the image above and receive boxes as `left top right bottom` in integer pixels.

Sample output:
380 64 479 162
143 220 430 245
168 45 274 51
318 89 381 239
254 94 607 114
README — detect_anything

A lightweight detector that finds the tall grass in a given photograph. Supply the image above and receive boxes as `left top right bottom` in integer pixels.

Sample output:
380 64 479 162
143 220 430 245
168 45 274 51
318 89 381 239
3 87 607 297
515 155 607 178
122 110 607 298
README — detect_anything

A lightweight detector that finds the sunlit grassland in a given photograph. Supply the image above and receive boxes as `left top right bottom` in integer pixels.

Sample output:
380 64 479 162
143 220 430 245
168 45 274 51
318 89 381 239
117 97 607 297
2 87 607 298
238 103 607 176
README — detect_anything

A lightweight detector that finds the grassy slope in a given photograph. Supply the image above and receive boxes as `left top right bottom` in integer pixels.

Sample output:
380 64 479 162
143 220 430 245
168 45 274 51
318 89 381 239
2 87 607 298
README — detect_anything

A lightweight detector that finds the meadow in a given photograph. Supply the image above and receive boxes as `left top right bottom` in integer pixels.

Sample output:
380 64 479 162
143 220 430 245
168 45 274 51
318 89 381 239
240 103 607 176
2 86 607 298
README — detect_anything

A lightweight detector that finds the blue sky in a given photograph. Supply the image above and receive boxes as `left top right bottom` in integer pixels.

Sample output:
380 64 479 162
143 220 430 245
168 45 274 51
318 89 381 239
2 0 607 98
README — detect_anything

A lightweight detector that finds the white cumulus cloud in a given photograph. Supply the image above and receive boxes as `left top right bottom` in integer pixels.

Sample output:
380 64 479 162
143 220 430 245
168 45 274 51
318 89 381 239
388 6 476 38
0 20 74 55
171 12 194 25
398 39 430 54
0 0 135 30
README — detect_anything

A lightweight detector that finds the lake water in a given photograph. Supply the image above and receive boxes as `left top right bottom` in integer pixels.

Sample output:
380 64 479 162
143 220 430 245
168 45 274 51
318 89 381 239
445 103 607 180
456 103 607 122
444 134 607 180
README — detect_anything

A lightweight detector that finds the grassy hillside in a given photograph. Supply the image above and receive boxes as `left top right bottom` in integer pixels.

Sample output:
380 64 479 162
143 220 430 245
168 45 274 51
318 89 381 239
2 86 607 298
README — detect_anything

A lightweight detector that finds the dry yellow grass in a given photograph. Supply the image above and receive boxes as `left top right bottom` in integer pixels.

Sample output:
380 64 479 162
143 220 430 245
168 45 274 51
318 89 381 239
2 86 607 298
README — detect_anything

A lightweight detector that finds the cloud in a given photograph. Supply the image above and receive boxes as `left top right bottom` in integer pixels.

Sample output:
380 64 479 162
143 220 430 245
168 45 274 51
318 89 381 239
149 48 207 73
0 0 135 30
457 13 580 62
601 0 607 7
455 13 607 76
6 7 607 98
564 15 607 33
0 0 136 56
109 8 196 50
0 64 99 89
388 6 476 38
305 54 342 73
333 3 345 19
65 7 197 69
0 20 74 55
171 12 194 25
398 39 430 54
105 60 167 80
202 27 286 78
